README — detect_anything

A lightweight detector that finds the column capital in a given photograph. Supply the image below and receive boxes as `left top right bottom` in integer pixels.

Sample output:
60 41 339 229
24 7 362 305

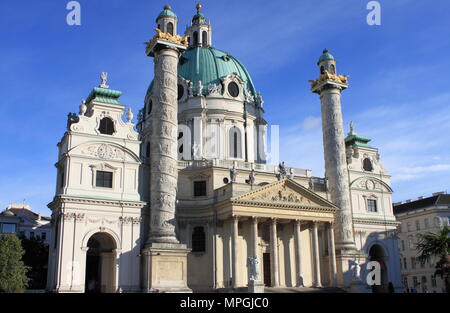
294 219 301 226
270 217 277 225
231 215 240 222
251 216 259 223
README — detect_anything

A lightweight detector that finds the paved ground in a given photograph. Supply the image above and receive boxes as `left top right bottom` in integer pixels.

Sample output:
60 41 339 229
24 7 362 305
213 286 347 293
264 287 347 293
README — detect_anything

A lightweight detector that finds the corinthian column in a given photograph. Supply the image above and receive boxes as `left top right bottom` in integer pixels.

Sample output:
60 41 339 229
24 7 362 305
147 47 181 244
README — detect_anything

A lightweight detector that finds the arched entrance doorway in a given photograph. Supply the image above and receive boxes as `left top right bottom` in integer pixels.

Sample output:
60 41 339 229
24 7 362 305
84 232 117 293
368 244 388 293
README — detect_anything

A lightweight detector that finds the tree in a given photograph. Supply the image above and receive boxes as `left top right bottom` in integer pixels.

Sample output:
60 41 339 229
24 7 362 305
19 234 49 290
416 226 450 293
0 234 30 293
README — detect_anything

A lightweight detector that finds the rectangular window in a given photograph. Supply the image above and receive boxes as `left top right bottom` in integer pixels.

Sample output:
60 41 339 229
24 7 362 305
96 171 113 188
415 220 421 231
411 257 416 269
403 258 407 269
30 232 35 238
413 276 418 287
407 222 412 232
424 218 429 229
193 181 207 197
367 199 377 212
420 260 425 268
1 223 17 234
401 240 405 251
42 232 47 240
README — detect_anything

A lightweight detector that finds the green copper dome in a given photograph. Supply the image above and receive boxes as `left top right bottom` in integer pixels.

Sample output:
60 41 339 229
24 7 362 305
146 47 257 98
318 49 335 64
156 5 177 22
179 47 257 95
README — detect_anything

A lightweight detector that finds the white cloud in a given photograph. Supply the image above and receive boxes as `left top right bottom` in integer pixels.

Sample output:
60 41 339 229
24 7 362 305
301 116 321 130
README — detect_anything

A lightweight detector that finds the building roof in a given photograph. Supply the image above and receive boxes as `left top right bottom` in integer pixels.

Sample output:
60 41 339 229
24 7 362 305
2 206 51 221
393 194 450 215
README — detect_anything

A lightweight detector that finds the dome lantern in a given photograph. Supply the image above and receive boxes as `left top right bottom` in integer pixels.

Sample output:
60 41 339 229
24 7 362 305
156 4 178 36
317 49 337 75
185 3 212 48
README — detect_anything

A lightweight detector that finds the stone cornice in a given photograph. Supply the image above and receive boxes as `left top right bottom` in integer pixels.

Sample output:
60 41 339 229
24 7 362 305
49 194 147 209
352 217 399 226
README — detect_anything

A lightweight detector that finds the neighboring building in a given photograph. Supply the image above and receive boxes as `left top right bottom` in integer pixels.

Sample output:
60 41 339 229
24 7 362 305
0 204 52 244
393 192 450 293
46 4 402 293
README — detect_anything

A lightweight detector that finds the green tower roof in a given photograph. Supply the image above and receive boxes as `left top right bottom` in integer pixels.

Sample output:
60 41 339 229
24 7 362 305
156 5 177 22
86 87 122 105
345 134 372 148
318 49 335 64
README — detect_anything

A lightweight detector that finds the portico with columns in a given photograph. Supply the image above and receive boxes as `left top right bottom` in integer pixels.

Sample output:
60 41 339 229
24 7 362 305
177 178 339 290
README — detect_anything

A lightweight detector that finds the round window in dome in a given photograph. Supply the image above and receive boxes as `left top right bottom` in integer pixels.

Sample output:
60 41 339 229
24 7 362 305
177 84 184 100
228 82 239 98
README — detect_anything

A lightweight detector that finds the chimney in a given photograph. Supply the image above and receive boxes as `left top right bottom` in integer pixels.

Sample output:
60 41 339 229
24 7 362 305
432 192 445 196
418 196 424 200
405 199 412 203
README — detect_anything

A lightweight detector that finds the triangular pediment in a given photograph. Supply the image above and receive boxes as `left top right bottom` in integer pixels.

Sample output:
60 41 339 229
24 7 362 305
232 179 337 209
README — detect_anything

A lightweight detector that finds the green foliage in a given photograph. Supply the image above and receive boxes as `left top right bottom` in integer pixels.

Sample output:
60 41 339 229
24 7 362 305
0 234 30 293
19 234 49 289
416 226 450 293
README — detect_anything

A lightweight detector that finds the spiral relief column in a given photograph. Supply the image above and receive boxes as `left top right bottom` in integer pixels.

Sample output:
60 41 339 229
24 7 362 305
141 5 191 293
310 50 362 288
147 48 180 244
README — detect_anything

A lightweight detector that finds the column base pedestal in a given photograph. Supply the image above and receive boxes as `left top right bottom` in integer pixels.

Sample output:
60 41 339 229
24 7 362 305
142 242 192 293
335 250 367 289
248 280 265 293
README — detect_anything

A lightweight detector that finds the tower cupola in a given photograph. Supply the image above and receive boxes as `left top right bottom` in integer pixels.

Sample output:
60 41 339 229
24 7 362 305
318 49 337 75
185 3 212 48
156 5 178 35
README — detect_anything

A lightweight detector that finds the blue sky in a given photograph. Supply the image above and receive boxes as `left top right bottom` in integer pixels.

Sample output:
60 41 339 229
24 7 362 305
1 0 449 215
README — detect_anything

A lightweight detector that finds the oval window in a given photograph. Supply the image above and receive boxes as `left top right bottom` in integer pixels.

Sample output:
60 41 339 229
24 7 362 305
228 82 239 97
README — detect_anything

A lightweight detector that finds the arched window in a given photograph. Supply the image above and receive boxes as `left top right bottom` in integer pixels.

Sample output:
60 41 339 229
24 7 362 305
178 132 184 154
167 22 174 35
193 31 199 46
202 31 208 46
177 84 184 100
229 127 242 159
146 142 150 158
147 100 153 115
98 117 114 135
320 66 325 74
330 64 336 74
192 226 205 252
363 158 373 171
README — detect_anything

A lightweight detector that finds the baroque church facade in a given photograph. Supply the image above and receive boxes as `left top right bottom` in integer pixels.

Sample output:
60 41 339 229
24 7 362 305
46 4 402 293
